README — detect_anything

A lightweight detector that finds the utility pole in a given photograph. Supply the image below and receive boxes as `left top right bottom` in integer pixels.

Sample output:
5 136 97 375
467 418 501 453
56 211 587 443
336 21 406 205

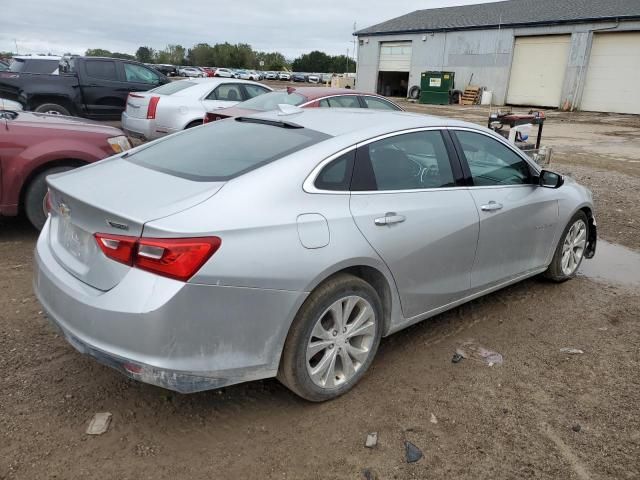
14 39 19 55
346 48 349 73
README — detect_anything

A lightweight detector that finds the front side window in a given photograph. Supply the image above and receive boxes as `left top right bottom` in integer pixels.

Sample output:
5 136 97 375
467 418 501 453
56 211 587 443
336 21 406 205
208 84 243 101
352 131 456 191
124 63 159 84
85 60 117 81
455 131 532 186
243 84 270 99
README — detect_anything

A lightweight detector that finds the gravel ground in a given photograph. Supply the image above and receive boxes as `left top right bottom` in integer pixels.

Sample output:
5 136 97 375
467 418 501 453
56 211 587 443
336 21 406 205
1 95 639 480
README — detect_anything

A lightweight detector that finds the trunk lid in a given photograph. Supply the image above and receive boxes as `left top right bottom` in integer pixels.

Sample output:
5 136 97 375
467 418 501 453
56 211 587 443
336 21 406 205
125 92 152 119
46 157 223 291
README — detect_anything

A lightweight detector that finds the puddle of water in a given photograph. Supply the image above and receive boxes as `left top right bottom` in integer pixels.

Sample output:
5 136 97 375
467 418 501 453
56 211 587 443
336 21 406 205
578 240 640 288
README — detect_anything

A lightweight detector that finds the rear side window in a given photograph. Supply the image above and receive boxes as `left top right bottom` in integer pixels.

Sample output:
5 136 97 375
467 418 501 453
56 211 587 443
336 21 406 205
9 58 59 74
127 119 330 181
362 96 401 111
319 96 361 108
243 84 271 99
352 131 456 191
314 151 355 191
85 60 118 81
208 84 243 101
151 81 196 95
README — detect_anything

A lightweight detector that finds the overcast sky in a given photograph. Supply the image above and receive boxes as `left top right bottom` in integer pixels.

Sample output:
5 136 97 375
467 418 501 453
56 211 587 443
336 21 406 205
1 0 494 59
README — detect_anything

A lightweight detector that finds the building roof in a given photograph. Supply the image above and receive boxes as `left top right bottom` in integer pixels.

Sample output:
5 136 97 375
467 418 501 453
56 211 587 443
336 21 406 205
355 0 640 36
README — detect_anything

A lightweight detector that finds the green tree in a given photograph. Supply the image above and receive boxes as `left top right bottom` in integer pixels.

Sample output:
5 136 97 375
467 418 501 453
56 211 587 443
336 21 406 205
187 43 214 66
136 46 155 63
111 52 135 60
85 48 112 57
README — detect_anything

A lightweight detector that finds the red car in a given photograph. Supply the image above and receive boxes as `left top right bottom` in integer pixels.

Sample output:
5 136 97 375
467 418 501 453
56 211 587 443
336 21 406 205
0 109 131 229
201 67 216 77
204 86 403 122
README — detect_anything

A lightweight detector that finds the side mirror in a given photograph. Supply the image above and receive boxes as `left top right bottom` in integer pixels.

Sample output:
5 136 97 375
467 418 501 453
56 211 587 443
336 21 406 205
538 169 564 189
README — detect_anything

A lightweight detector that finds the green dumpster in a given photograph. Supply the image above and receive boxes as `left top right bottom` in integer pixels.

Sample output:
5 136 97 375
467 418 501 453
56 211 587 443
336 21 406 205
419 71 455 105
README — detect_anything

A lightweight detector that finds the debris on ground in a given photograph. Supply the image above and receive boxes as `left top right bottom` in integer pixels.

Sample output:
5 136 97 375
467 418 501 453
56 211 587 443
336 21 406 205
362 468 376 480
451 352 464 363
404 441 423 463
455 340 504 366
86 412 112 435
430 413 438 424
560 348 585 355
572 423 582 432
365 432 378 448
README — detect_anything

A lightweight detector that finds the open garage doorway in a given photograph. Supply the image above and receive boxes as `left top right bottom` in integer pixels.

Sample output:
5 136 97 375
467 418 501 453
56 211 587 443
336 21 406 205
377 71 409 97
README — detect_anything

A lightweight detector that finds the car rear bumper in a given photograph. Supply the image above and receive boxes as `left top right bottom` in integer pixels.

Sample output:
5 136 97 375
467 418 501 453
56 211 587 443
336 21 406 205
33 220 306 393
121 112 156 140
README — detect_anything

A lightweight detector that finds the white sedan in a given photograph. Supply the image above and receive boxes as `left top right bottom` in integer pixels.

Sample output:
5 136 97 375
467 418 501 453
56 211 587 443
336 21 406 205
214 68 234 78
178 67 204 78
121 78 272 141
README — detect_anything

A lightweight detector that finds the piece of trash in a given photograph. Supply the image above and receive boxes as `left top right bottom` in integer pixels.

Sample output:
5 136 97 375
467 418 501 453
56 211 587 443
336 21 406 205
365 432 378 448
451 353 464 363
597 327 608 331
572 424 582 432
86 412 112 435
560 348 584 355
430 413 438 424
455 340 503 366
404 441 423 463
362 468 376 480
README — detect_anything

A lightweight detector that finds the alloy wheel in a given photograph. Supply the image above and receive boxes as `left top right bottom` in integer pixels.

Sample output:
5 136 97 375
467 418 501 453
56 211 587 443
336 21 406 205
561 219 587 275
306 295 376 389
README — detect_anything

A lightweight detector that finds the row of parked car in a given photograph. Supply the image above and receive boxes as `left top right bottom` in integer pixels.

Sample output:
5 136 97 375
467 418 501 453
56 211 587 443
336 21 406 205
150 64 333 84
0 55 400 229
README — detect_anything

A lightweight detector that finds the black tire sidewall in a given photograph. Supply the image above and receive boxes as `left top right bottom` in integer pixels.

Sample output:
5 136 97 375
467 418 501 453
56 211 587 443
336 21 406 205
546 211 589 281
24 166 75 230
34 103 71 116
281 275 383 401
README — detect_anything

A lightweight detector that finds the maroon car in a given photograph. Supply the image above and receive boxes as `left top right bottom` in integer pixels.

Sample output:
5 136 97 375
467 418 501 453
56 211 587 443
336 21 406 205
0 108 131 229
204 86 403 122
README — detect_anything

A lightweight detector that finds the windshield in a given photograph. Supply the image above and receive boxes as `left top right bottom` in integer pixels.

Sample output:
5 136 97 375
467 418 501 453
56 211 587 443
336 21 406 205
9 58 60 74
151 81 196 95
126 118 329 181
237 91 307 111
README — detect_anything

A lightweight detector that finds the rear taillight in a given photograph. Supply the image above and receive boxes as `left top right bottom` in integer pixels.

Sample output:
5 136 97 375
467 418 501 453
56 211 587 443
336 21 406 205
147 96 160 119
94 233 221 282
203 112 226 123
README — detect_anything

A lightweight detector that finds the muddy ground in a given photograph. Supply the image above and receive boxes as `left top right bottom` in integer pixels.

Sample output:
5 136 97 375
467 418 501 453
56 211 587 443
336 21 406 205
1 93 639 479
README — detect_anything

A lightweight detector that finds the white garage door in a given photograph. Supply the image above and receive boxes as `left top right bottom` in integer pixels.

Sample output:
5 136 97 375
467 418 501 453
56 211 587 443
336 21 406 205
507 35 571 107
581 32 640 114
378 42 412 72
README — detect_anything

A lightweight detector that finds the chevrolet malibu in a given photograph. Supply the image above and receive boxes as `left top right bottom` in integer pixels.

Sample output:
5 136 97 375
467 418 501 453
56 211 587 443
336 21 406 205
34 108 596 401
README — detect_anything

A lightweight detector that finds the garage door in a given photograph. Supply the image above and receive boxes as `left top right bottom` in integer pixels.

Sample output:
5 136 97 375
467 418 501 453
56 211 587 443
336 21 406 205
581 32 640 114
379 42 412 72
507 35 570 107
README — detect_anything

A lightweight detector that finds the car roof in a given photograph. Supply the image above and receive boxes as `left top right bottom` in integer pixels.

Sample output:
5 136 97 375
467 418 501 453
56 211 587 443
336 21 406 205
289 87 374 100
248 107 479 139
168 78 270 96
13 55 61 60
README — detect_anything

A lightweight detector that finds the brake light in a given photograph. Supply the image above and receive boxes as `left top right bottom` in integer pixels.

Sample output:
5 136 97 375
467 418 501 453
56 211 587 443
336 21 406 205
94 234 221 281
147 96 160 119
204 112 226 123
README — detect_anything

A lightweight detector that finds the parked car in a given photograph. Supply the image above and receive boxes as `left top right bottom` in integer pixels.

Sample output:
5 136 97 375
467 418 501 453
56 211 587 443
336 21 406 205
8 55 61 74
1 98 23 110
33 108 596 401
122 78 272 140
307 74 320 84
145 63 177 77
0 56 169 119
265 71 278 80
0 109 130 229
292 73 306 82
204 87 403 122
200 67 216 77
0 60 10 72
178 67 204 78
278 72 292 81
214 68 234 78
321 73 333 83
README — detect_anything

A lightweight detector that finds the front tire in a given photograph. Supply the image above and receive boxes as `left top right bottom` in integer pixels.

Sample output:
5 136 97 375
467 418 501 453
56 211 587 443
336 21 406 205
24 166 75 230
544 211 589 282
278 274 382 402
34 103 71 116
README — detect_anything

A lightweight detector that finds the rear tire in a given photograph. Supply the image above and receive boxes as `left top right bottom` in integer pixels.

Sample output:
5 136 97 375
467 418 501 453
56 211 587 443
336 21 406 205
24 166 75 230
278 274 382 402
543 211 589 282
408 85 420 99
34 103 71 116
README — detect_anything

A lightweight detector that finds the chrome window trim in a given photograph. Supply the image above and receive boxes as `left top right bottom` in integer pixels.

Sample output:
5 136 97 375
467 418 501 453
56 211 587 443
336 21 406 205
360 94 403 111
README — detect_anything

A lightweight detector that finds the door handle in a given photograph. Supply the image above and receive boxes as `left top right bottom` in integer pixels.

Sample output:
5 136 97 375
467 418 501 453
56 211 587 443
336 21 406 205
480 201 503 212
374 212 406 226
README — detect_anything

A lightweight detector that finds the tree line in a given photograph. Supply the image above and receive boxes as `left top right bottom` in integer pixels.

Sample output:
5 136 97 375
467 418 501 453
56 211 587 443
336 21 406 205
83 43 356 73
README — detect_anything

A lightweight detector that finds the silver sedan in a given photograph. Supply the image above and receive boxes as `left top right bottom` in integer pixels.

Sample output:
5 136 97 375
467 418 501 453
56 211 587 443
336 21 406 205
121 78 272 140
34 108 596 401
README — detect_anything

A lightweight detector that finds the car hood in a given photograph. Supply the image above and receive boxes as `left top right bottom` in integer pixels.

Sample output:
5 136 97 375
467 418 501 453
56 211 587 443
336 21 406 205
14 112 123 136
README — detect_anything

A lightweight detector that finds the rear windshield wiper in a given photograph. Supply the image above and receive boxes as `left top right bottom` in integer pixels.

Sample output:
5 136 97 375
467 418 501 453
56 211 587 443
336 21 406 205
234 117 303 129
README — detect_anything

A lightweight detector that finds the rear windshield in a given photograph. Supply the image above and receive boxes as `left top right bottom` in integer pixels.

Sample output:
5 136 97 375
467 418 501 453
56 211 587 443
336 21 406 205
151 81 196 95
126 119 329 181
9 58 59 74
238 91 307 111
